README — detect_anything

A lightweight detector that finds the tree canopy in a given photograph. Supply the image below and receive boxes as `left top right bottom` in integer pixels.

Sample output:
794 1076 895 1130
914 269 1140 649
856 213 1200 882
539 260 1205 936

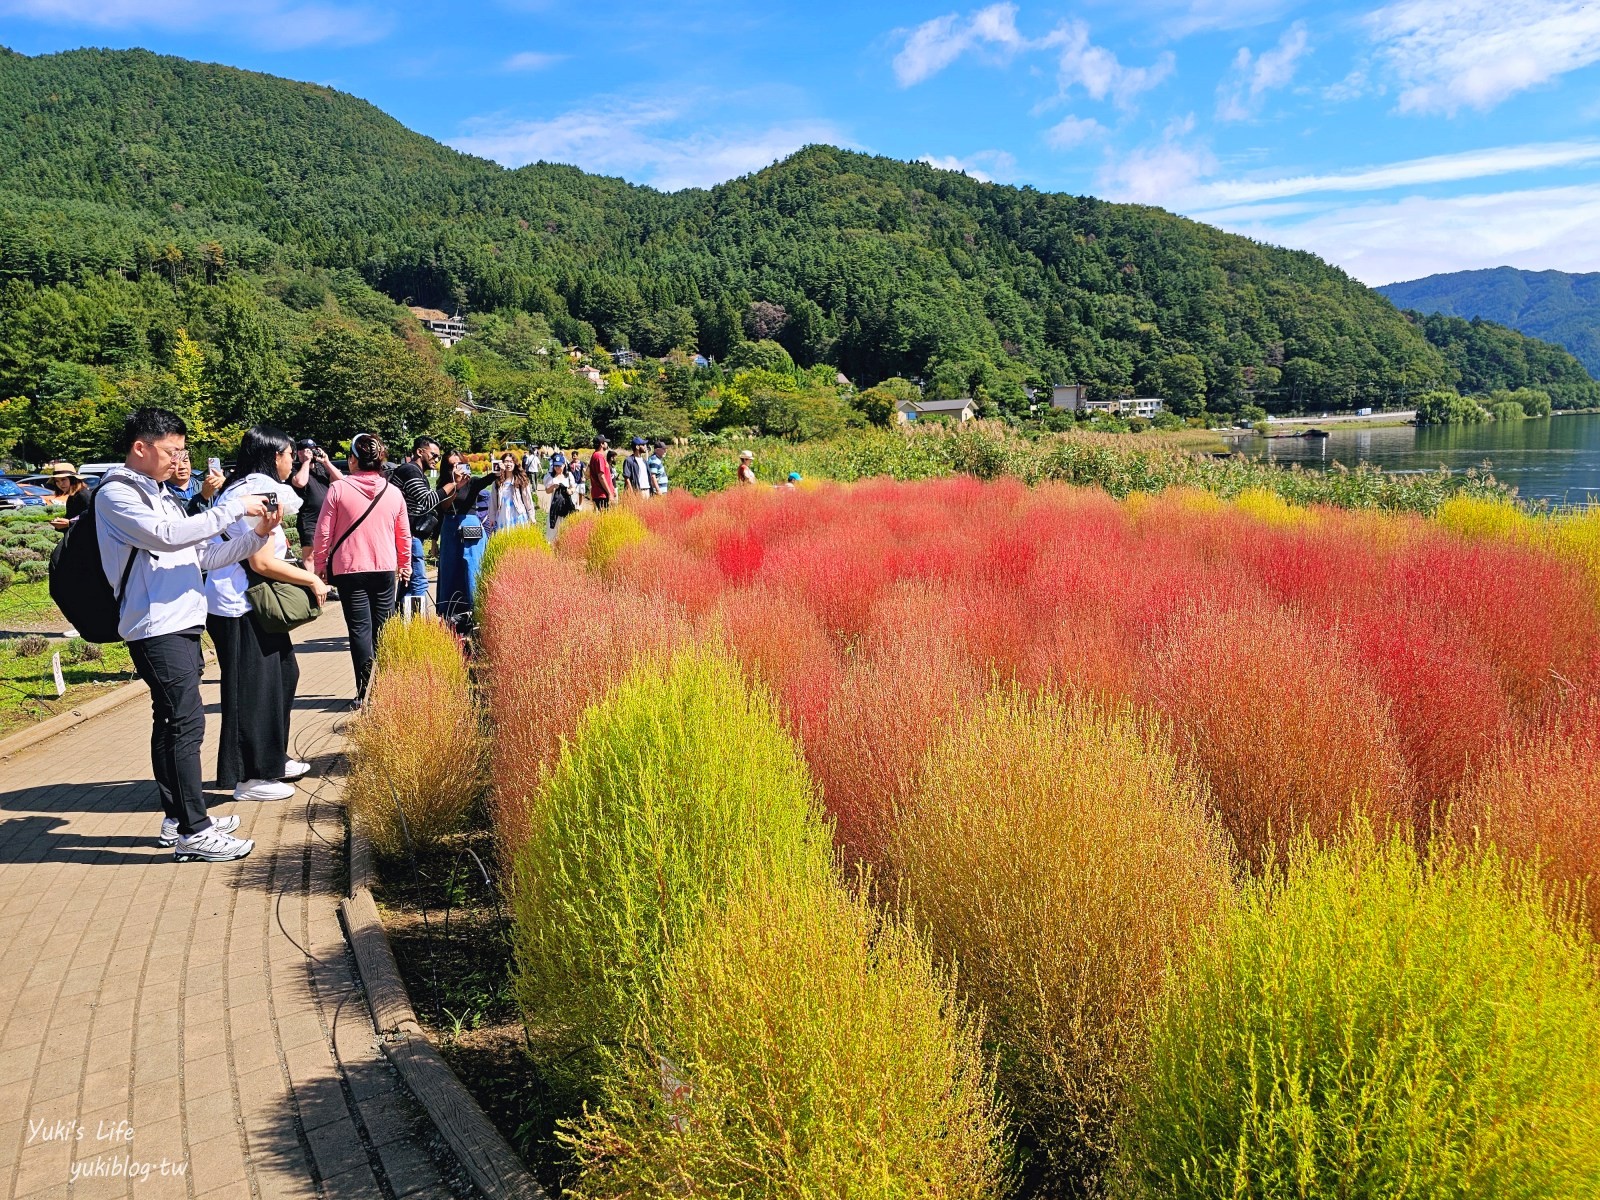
0 45 1592 462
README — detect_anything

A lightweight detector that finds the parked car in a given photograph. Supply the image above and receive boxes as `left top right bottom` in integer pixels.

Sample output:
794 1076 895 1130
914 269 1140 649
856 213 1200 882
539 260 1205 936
0 477 43 510
77 462 120 478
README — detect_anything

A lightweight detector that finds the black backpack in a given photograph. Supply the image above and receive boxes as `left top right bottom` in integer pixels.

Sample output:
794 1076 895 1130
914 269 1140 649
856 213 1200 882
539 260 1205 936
48 481 147 644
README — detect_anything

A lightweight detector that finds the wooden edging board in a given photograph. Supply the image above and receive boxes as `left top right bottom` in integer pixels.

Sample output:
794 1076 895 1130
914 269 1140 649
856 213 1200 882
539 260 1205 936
0 643 222 762
339 823 549 1200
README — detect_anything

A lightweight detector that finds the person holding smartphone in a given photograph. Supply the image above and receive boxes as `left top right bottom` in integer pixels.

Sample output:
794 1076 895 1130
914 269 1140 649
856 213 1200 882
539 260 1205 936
436 448 494 623
290 437 343 549
164 453 225 516
206 427 329 802
96 408 285 862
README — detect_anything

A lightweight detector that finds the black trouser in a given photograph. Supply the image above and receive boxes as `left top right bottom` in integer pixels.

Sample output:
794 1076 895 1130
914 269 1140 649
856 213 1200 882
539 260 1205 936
128 631 211 836
335 571 396 699
208 613 300 788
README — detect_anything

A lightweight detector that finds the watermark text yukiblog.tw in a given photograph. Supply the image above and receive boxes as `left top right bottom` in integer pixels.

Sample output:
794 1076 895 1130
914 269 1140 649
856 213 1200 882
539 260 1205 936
28 1119 188 1185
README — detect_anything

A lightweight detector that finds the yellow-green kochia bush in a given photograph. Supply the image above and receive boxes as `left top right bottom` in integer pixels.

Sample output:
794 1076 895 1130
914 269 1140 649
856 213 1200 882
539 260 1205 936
509 648 833 1060
1119 829 1600 1199
563 871 1008 1199
583 505 649 574
348 618 483 857
893 690 1233 1195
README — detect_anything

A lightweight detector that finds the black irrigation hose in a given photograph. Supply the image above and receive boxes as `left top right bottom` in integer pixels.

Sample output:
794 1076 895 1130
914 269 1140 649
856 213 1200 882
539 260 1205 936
391 780 444 1017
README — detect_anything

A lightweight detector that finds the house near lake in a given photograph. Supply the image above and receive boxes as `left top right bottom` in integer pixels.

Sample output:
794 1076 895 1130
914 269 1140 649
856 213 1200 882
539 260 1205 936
896 396 977 423
1050 384 1088 410
1047 384 1165 419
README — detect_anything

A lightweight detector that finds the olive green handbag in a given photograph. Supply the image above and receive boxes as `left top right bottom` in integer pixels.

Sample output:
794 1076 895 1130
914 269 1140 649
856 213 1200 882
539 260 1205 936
244 566 323 634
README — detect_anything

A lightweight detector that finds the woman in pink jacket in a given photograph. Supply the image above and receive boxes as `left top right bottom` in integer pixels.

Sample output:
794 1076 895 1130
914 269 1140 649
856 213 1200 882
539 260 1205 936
311 432 411 700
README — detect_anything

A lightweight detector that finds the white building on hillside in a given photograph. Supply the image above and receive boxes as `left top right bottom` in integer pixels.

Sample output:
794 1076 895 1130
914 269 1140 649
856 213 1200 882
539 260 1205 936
1050 384 1087 410
407 307 466 346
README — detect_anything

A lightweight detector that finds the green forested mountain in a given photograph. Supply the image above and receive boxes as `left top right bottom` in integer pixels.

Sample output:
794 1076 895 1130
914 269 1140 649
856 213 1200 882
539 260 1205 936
1403 310 1599 405
0 45 1593 464
1379 267 1600 379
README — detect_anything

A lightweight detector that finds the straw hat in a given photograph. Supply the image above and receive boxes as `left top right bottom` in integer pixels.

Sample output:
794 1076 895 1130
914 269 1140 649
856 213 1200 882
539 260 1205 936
738 449 754 460
45 461 80 479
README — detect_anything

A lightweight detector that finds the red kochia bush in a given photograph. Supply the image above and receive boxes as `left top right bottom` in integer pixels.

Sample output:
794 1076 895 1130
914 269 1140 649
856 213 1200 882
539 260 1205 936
1141 601 1414 866
1385 538 1599 718
607 535 726 615
1360 614 1511 823
1451 703 1600 939
479 554 686 858
806 624 985 873
706 585 842 745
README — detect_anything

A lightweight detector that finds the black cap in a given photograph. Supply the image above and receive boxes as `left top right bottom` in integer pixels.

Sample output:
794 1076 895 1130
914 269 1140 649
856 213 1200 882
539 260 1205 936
296 438 318 451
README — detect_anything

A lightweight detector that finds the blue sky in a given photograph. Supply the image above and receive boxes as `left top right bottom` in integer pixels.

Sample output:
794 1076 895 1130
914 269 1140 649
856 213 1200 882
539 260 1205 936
5 0 1600 285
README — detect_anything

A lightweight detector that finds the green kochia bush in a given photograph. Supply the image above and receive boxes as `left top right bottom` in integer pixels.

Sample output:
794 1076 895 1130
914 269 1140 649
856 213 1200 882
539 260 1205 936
1119 829 1600 1198
509 649 833 1061
564 873 1007 1198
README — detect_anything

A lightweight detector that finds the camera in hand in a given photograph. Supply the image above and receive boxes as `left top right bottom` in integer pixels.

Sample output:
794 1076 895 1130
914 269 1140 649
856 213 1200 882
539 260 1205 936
258 493 280 513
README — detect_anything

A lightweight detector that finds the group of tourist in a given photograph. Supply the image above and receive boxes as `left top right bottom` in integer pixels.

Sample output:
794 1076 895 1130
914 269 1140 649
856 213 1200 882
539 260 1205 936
83 412 413 865
75 408 705 866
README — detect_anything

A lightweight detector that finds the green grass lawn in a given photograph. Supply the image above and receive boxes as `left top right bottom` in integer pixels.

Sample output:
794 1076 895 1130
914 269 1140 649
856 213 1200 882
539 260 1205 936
0 579 66 631
0 633 137 736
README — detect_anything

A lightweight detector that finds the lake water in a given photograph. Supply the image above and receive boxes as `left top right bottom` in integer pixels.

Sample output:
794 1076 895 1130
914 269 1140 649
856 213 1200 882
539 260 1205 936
1231 412 1600 506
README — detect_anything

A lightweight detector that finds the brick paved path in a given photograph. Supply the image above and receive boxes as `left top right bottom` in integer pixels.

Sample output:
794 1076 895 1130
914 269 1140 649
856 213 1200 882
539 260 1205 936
0 613 461 1200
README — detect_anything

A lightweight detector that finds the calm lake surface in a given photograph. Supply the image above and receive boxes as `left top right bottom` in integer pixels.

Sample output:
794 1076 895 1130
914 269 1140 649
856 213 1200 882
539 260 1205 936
1232 412 1600 506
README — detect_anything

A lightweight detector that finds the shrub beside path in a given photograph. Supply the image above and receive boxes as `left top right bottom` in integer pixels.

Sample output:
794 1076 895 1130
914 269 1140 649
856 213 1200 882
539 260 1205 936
0 612 461 1200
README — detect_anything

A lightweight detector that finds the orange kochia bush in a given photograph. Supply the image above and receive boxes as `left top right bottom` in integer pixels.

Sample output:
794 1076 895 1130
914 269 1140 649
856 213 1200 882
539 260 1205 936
481 477 1600 877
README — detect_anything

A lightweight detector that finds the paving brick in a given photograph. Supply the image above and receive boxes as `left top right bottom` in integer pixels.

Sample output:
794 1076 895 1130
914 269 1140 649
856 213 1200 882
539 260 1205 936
13 1136 73 1197
184 1132 248 1197
0 614 450 1200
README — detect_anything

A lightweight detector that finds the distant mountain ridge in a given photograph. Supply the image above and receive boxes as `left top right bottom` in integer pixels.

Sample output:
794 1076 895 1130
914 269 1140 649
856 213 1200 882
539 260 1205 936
1378 268 1600 377
1 46 1596 412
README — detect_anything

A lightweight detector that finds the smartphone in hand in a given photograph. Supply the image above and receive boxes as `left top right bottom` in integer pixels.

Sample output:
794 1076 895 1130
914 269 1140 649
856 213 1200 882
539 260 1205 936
207 457 222 476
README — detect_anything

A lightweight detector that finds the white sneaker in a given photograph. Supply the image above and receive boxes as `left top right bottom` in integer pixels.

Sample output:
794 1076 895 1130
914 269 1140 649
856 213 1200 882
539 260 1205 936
158 814 238 847
280 759 312 780
174 827 255 863
233 779 296 802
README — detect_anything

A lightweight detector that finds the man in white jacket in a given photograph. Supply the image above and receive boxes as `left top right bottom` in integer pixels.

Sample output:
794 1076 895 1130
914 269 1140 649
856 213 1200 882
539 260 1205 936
96 407 280 863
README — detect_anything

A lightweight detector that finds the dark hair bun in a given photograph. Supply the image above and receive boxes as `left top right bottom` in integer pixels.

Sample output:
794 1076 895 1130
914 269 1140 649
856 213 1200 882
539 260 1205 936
352 433 387 471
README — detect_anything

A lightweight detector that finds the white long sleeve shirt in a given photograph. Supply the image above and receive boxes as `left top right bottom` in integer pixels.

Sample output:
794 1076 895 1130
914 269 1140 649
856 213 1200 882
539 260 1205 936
94 465 268 642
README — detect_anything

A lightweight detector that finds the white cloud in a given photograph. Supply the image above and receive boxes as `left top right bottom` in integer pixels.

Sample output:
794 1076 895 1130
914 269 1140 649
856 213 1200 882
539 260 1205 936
1366 0 1600 115
503 51 563 72
919 149 1017 182
1095 120 1217 204
1189 141 1600 206
891 6 1171 111
1209 184 1600 284
1047 19 1174 108
1217 21 1308 120
892 3 1029 86
0 0 389 46
1044 114 1106 149
452 101 847 192
1144 0 1301 37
